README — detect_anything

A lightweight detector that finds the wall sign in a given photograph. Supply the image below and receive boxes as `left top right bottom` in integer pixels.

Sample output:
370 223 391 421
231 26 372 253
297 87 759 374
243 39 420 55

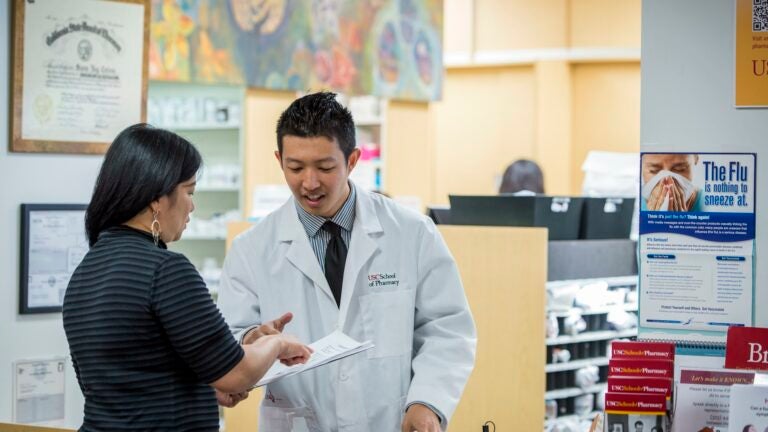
735 0 768 107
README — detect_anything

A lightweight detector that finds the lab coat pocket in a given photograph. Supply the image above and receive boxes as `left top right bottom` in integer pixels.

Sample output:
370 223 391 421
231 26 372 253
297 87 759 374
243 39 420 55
359 290 414 358
261 405 321 432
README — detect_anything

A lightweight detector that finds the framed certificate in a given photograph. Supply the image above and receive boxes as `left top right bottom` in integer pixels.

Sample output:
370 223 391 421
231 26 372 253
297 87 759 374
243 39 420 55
20 204 88 314
10 0 149 154
13 357 67 423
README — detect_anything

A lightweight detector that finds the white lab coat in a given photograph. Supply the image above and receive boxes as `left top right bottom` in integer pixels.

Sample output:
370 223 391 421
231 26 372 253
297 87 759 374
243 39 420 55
217 187 477 432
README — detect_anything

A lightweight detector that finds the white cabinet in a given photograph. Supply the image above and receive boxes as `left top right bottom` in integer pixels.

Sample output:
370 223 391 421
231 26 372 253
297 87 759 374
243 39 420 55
147 82 245 297
343 95 386 193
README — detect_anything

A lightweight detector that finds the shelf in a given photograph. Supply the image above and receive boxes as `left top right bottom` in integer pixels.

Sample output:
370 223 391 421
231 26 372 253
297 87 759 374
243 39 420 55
545 411 601 428
548 303 638 318
547 274 638 289
196 185 240 192
546 329 637 346
546 356 609 373
163 124 240 131
354 117 383 126
180 234 226 241
545 383 606 400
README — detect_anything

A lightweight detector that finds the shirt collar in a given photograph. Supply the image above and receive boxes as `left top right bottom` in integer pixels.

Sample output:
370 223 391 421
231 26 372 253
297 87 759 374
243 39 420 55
295 182 356 237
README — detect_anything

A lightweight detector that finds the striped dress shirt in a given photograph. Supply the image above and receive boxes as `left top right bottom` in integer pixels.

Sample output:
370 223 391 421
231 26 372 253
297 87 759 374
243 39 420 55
294 183 356 269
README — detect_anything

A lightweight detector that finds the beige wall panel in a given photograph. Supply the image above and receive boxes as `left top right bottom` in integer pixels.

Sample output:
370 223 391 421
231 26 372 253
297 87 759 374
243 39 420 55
474 0 568 51
243 89 297 215
431 67 536 204
569 0 641 47
441 226 546 431
534 61 572 195
384 100 434 206
570 63 640 194
444 0 474 54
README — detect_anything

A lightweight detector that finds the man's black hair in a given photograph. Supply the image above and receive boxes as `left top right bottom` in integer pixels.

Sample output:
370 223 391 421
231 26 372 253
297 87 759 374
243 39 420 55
85 123 202 246
276 92 356 160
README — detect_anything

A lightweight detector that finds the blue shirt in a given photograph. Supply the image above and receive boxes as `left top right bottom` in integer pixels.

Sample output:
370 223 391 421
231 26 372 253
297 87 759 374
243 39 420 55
294 183 356 269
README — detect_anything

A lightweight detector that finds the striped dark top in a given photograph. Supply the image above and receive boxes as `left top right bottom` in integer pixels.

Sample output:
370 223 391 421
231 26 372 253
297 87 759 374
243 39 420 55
63 226 244 432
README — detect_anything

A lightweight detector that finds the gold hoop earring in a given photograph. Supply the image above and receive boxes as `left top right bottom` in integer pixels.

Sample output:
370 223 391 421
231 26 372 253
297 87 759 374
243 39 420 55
151 211 161 247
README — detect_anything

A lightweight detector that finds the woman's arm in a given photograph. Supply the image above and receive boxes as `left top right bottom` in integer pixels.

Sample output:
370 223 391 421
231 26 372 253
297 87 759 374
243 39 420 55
211 333 311 394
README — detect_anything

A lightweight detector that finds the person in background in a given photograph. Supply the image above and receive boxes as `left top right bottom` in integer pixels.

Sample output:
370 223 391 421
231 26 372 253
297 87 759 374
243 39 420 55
218 92 477 432
63 123 312 431
499 159 545 194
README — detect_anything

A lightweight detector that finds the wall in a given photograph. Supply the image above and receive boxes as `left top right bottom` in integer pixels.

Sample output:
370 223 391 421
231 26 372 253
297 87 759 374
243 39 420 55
0 1 92 426
426 0 642 201
431 66 536 201
642 0 768 325
570 62 641 191
240 1 642 206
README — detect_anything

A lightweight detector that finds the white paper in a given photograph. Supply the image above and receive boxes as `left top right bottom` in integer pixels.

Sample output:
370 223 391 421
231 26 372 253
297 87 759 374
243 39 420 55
728 384 768 432
14 358 66 424
27 210 88 308
254 331 374 388
21 0 145 142
672 367 756 432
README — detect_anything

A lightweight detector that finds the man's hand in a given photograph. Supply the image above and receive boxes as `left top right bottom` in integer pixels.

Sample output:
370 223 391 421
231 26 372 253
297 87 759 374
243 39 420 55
647 179 667 211
242 312 293 345
685 186 698 211
667 178 685 211
401 403 441 432
215 389 249 408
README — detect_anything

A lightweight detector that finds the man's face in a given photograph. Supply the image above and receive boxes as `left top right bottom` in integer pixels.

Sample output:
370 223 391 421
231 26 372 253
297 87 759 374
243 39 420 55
635 423 643 432
642 154 696 184
277 135 360 218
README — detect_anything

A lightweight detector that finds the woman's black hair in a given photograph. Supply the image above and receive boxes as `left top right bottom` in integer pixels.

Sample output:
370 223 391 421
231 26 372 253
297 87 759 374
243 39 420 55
85 123 202 246
499 159 545 194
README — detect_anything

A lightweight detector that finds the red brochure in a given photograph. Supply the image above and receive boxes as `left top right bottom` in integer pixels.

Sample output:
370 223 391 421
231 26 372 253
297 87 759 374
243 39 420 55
725 326 768 371
607 376 672 399
604 392 667 414
608 358 673 379
611 341 675 361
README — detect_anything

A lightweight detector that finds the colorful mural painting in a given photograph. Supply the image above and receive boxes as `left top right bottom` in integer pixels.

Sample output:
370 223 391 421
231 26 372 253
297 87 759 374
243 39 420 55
149 0 443 101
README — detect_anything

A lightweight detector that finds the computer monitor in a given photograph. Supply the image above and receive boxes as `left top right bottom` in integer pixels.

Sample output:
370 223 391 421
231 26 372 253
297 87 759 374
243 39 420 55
426 206 453 225
447 195 584 240
578 197 635 240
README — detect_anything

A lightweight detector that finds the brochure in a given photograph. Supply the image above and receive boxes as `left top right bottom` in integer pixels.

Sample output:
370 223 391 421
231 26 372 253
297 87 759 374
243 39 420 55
254 330 374 388
728 384 768 432
672 368 756 432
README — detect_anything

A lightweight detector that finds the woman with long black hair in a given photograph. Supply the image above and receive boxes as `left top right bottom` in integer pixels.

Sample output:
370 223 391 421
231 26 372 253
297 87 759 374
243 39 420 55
63 123 311 431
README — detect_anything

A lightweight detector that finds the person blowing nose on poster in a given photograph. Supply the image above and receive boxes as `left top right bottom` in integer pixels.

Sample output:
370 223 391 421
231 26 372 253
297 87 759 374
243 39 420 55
641 153 702 212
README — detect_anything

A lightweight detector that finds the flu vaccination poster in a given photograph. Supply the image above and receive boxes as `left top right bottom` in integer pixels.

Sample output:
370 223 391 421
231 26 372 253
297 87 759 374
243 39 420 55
638 153 756 342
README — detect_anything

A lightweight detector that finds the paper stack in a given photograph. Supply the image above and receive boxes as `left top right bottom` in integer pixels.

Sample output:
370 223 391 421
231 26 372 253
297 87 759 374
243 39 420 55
254 330 374 388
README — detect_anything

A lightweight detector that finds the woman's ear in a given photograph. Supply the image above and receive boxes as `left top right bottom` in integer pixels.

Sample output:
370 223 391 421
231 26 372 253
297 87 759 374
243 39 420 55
149 200 160 215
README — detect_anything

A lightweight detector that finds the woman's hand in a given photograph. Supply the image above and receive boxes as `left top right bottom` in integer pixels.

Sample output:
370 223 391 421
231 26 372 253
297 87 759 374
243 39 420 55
215 389 249 408
276 334 313 366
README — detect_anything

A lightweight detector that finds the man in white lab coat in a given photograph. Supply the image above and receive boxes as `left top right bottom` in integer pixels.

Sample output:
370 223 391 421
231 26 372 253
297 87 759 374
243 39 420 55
217 92 476 432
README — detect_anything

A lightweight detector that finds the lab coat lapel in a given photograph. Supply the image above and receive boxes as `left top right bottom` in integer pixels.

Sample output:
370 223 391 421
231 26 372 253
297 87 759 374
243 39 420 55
277 201 336 305
338 189 382 328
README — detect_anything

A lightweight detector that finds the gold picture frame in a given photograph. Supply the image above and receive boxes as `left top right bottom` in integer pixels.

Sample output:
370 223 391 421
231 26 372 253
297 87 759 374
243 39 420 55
10 0 149 154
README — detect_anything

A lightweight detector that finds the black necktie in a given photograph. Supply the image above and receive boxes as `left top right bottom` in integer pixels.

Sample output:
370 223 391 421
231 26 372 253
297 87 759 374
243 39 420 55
322 221 347 307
